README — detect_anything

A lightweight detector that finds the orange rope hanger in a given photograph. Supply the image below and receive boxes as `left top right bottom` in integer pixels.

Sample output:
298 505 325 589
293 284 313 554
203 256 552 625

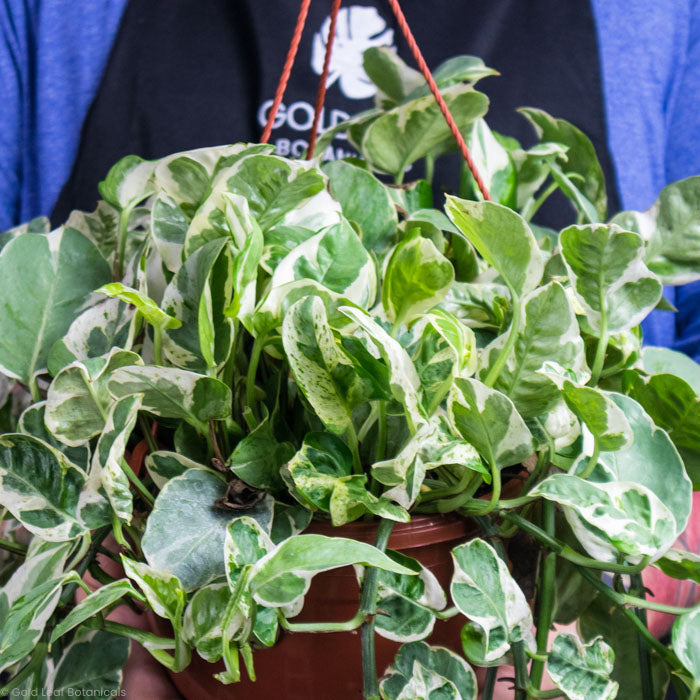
260 0 491 201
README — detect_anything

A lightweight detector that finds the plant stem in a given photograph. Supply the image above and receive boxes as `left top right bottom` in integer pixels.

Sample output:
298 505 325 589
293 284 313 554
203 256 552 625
461 459 501 515
360 518 394 700
630 573 655 700
245 333 266 426
115 203 135 281
589 300 608 386
481 667 497 700
280 609 365 633
499 511 651 574
120 458 155 507
512 640 529 700
424 154 435 186
530 501 556 690
152 324 164 365
375 401 387 463
522 182 558 222
138 414 159 453
575 438 601 480
220 568 251 682
484 293 522 388
0 537 27 557
347 423 363 476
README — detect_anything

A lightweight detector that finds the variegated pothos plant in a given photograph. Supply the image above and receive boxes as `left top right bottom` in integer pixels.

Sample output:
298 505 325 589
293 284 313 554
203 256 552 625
0 47 699 700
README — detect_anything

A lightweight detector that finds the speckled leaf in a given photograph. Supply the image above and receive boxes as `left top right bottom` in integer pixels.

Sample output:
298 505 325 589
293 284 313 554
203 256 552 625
45 349 142 446
532 474 676 563
450 538 534 665
383 231 454 326
323 159 397 255
445 197 543 298
249 534 417 608
98 155 156 210
64 201 119 263
141 469 273 590
271 218 376 309
151 193 189 273
380 642 477 700
92 395 142 523
448 377 534 468
547 633 618 700
361 84 488 175
282 296 360 434
0 434 110 540
560 224 662 333
0 228 111 385
340 306 427 434
51 630 129 698
107 366 231 432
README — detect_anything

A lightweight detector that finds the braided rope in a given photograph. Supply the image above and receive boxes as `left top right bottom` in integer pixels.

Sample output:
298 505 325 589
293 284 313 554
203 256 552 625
384 0 491 200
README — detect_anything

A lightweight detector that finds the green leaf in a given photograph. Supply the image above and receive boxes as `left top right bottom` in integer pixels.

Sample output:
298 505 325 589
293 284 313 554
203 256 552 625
121 556 186 624
547 632 618 700
380 642 477 700
229 416 294 492
448 377 534 468
531 474 676 563
373 416 486 509
107 366 231 431
441 282 510 331
520 107 608 219
50 579 143 644
624 371 700 486
654 548 700 584
362 47 424 107
283 296 369 434
285 432 408 525
0 434 110 540
0 228 111 385
64 201 119 263
444 197 543 297
97 283 181 331
672 607 700 685
0 576 67 672
549 161 599 223
482 282 587 417
225 516 274 586
45 349 142 446
161 238 233 371
340 306 427 433
559 224 662 333
580 595 669 700
560 382 632 451
641 347 700 393
141 469 273 590
323 159 398 255
450 538 534 665
249 534 417 608
270 218 376 310
98 155 156 210
383 231 455 326
52 630 129 697
270 502 312 544
92 394 142 523
361 84 488 175
367 556 447 643
261 224 316 274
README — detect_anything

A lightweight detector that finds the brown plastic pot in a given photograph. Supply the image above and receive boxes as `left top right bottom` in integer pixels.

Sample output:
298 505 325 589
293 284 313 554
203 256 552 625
148 513 477 700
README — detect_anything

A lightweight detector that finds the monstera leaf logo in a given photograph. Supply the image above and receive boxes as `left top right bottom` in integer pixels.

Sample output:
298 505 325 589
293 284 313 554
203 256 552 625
311 5 394 100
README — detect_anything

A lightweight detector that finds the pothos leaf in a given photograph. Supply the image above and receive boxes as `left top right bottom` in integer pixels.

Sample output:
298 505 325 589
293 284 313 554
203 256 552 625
672 607 700 687
121 556 186 624
380 642 477 700
444 197 543 298
546 633 618 700
450 538 535 665
97 283 181 330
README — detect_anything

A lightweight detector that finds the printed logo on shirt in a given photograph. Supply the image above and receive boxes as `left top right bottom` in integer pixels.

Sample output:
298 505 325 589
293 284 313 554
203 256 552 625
257 5 394 160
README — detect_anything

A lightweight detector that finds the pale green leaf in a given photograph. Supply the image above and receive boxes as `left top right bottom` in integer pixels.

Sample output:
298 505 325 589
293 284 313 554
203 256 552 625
97 283 181 330
672 607 700 684
121 556 186 623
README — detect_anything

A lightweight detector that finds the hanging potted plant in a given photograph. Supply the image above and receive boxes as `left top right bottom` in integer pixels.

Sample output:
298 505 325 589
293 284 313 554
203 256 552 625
1 40 699 700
